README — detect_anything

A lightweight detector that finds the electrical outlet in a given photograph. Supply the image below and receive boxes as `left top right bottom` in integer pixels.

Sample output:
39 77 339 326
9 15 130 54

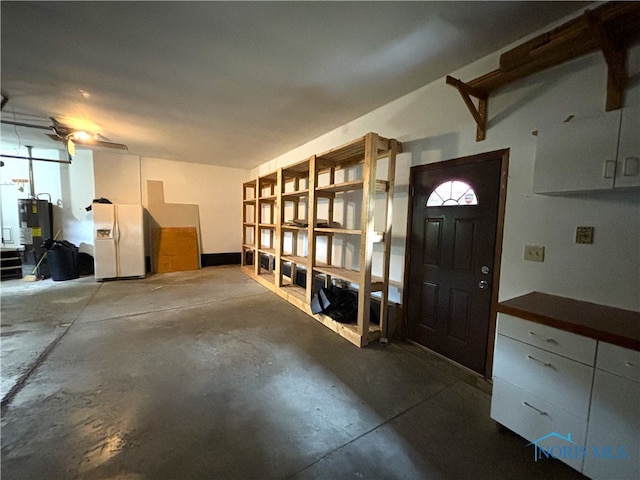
524 245 545 262
576 226 594 244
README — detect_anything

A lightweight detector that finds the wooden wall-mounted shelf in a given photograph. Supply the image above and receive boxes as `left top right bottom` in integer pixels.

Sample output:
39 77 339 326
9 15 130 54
447 1 640 141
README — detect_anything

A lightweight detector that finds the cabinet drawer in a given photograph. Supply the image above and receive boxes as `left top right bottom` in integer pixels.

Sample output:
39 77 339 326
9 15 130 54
596 342 640 383
497 313 596 365
493 334 593 418
491 378 587 472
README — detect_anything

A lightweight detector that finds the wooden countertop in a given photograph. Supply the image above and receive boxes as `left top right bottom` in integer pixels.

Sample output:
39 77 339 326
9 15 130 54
497 292 640 351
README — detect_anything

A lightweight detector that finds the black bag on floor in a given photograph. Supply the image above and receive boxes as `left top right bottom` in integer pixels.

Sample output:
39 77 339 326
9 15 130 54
310 286 358 324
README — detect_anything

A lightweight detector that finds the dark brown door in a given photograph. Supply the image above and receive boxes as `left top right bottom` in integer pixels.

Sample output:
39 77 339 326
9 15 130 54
406 154 502 375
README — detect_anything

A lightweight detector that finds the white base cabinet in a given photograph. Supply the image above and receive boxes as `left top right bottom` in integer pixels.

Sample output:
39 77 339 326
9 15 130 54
492 314 640 479
491 313 595 471
582 343 640 480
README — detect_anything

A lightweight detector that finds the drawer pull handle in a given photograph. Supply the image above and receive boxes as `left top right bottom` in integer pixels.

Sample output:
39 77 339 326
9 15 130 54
527 355 554 368
523 401 548 416
625 362 637 368
528 331 557 344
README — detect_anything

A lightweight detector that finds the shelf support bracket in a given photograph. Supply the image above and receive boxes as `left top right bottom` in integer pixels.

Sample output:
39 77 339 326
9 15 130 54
446 75 488 141
584 10 626 112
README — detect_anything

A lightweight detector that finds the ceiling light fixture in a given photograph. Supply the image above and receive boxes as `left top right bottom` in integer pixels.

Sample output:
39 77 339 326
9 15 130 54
69 131 92 142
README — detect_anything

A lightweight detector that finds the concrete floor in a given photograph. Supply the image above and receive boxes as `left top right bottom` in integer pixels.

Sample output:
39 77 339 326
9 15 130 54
1 266 585 479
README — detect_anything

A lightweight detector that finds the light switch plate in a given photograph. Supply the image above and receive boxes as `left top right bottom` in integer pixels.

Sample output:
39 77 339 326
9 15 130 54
524 245 545 262
576 226 594 244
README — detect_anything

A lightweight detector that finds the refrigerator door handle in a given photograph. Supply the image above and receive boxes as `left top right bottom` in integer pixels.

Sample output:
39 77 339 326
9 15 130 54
113 212 120 277
114 218 120 242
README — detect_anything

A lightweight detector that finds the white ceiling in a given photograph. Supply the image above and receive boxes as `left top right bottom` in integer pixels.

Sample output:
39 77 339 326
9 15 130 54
1 1 589 170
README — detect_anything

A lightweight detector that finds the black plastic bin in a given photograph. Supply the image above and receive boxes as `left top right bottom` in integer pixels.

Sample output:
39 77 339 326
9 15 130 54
47 247 79 281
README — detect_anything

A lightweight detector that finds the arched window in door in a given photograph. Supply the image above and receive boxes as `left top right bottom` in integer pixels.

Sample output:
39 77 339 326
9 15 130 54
426 180 478 207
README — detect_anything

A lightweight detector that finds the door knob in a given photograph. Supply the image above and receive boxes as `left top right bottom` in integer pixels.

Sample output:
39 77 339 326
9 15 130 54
478 280 489 290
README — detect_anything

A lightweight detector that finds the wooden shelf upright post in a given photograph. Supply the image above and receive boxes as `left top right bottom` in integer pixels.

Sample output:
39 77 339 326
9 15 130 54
306 155 318 304
356 133 377 342
379 139 397 340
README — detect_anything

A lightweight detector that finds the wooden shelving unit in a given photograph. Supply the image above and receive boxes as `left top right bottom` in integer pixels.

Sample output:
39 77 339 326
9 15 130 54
241 132 400 347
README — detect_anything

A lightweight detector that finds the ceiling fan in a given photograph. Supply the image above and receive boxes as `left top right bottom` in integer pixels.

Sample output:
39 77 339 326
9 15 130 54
1 116 128 151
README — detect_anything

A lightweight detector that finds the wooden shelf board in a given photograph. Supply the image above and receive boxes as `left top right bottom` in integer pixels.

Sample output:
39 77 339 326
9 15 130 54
314 179 385 194
279 284 307 303
258 271 276 282
282 189 310 199
259 196 277 202
316 136 366 164
282 225 309 231
281 255 308 265
313 228 383 242
283 160 311 176
243 198 257 204
314 228 361 235
311 312 380 347
316 180 364 193
259 172 278 183
316 134 393 165
316 191 337 199
280 255 309 270
312 265 384 291
313 265 361 283
243 222 255 227
242 244 256 250
258 247 276 255
342 321 382 336
258 224 276 229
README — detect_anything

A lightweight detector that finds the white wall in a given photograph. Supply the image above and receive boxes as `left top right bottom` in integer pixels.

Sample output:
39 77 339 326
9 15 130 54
140 157 246 253
59 149 95 253
93 151 142 204
93 151 247 254
251 32 640 310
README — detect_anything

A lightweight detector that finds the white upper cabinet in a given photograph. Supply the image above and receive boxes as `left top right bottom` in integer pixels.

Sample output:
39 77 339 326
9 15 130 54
615 106 640 189
533 106 640 194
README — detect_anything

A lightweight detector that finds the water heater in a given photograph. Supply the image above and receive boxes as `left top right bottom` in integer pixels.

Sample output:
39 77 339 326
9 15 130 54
18 198 53 263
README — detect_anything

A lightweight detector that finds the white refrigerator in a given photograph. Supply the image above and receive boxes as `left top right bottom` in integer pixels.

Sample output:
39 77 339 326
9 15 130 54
93 203 145 280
